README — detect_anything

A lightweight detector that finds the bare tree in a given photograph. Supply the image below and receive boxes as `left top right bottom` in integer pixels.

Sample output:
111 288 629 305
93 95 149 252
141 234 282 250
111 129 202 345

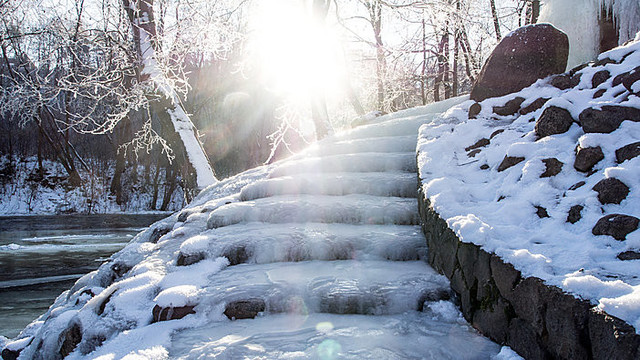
121 0 217 202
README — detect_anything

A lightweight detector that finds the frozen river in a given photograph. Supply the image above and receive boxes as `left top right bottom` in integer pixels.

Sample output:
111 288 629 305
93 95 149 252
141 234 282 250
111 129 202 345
0 214 168 338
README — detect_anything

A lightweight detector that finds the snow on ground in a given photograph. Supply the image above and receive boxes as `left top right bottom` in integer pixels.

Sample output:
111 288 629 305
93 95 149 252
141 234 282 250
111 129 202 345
0 158 183 215
418 39 640 332
3 96 518 359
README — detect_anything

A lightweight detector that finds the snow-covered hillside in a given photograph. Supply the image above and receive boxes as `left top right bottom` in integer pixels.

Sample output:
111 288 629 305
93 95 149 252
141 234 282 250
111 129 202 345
1 98 520 359
418 37 640 332
0 158 183 215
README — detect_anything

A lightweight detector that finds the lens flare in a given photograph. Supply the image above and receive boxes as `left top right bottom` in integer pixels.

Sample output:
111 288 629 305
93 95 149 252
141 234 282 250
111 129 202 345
248 0 346 102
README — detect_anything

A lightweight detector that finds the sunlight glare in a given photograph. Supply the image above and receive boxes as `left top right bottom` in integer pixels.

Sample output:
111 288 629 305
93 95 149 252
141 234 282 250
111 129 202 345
249 0 346 102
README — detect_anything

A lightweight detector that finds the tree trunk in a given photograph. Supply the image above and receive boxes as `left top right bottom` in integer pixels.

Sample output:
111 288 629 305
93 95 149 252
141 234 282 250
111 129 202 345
37 128 44 179
368 0 385 111
421 17 427 105
459 27 476 84
443 26 451 99
489 0 501 41
452 32 459 97
150 154 162 210
528 0 540 24
311 0 334 139
160 163 177 211
122 0 216 202
434 30 448 102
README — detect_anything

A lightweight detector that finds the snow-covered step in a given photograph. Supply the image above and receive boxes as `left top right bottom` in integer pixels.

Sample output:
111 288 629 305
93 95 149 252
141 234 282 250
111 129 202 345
270 153 417 178
206 195 419 228
192 260 450 316
240 173 418 201
297 135 418 157
333 114 439 140
169 311 504 359
179 223 427 265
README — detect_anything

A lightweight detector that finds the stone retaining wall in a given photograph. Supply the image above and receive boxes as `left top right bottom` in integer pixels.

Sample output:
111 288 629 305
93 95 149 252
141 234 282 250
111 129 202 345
418 189 640 359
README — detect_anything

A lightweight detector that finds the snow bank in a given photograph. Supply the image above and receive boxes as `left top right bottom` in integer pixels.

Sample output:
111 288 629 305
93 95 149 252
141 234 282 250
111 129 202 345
418 39 640 332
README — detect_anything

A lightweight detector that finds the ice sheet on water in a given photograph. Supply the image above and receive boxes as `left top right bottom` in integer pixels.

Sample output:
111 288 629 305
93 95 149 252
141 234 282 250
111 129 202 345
240 173 418 200
0 274 84 289
20 234 125 243
270 153 417 178
180 223 427 263
207 195 419 228
0 243 125 254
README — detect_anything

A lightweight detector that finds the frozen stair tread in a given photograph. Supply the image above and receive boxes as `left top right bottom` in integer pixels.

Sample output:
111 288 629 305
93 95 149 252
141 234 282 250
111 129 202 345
207 195 420 228
169 312 503 359
195 260 450 315
332 114 440 140
179 223 427 265
296 135 418 157
240 173 418 200
270 153 417 177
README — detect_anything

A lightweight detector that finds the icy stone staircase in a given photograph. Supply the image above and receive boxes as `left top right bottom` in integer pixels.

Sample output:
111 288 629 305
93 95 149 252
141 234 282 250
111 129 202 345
10 104 507 359
164 115 504 358
174 117 446 317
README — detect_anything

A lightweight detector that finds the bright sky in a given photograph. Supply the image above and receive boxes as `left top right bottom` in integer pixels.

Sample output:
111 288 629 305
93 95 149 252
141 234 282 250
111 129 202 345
248 0 347 102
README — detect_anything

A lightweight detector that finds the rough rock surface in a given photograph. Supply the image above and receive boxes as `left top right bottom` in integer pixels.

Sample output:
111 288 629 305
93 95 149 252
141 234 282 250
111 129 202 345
592 214 639 241
550 73 581 90
519 98 549 115
616 141 640 163
497 156 525 172
579 106 640 133
470 24 569 101
465 138 490 152
592 178 630 205
591 69 611 88
540 158 563 178
617 251 640 261
574 146 604 172
59 323 82 358
493 97 525 116
418 194 640 359
535 106 574 138
621 66 640 93
176 252 206 266
152 304 196 323
469 103 482 119
224 299 266 320
566 205 584 224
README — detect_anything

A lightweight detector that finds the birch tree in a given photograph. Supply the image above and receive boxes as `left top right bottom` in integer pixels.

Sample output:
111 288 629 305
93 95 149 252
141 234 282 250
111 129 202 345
122 0 216 202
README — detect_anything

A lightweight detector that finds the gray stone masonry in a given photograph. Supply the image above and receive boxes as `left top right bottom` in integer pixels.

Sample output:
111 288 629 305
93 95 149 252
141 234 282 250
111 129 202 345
418 187 640 359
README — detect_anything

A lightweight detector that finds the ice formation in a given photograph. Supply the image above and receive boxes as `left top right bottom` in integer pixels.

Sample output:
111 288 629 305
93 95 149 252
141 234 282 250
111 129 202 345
540 0 640 68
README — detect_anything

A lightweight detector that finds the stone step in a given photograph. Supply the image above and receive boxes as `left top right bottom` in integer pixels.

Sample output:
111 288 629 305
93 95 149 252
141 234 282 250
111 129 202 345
206 195 420 229
333 114 439 141
240 172 418 201
177 223 427 266
296 135 418 157
270 153 417 178
169 311 503 359
194 260 451 317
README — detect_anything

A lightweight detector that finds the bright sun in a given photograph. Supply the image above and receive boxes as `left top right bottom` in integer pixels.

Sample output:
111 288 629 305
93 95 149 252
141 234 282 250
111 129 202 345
249 0 346 102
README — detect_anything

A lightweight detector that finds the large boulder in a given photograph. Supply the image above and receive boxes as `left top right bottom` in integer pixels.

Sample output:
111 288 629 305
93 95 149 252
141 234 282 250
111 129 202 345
471 24 569 101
